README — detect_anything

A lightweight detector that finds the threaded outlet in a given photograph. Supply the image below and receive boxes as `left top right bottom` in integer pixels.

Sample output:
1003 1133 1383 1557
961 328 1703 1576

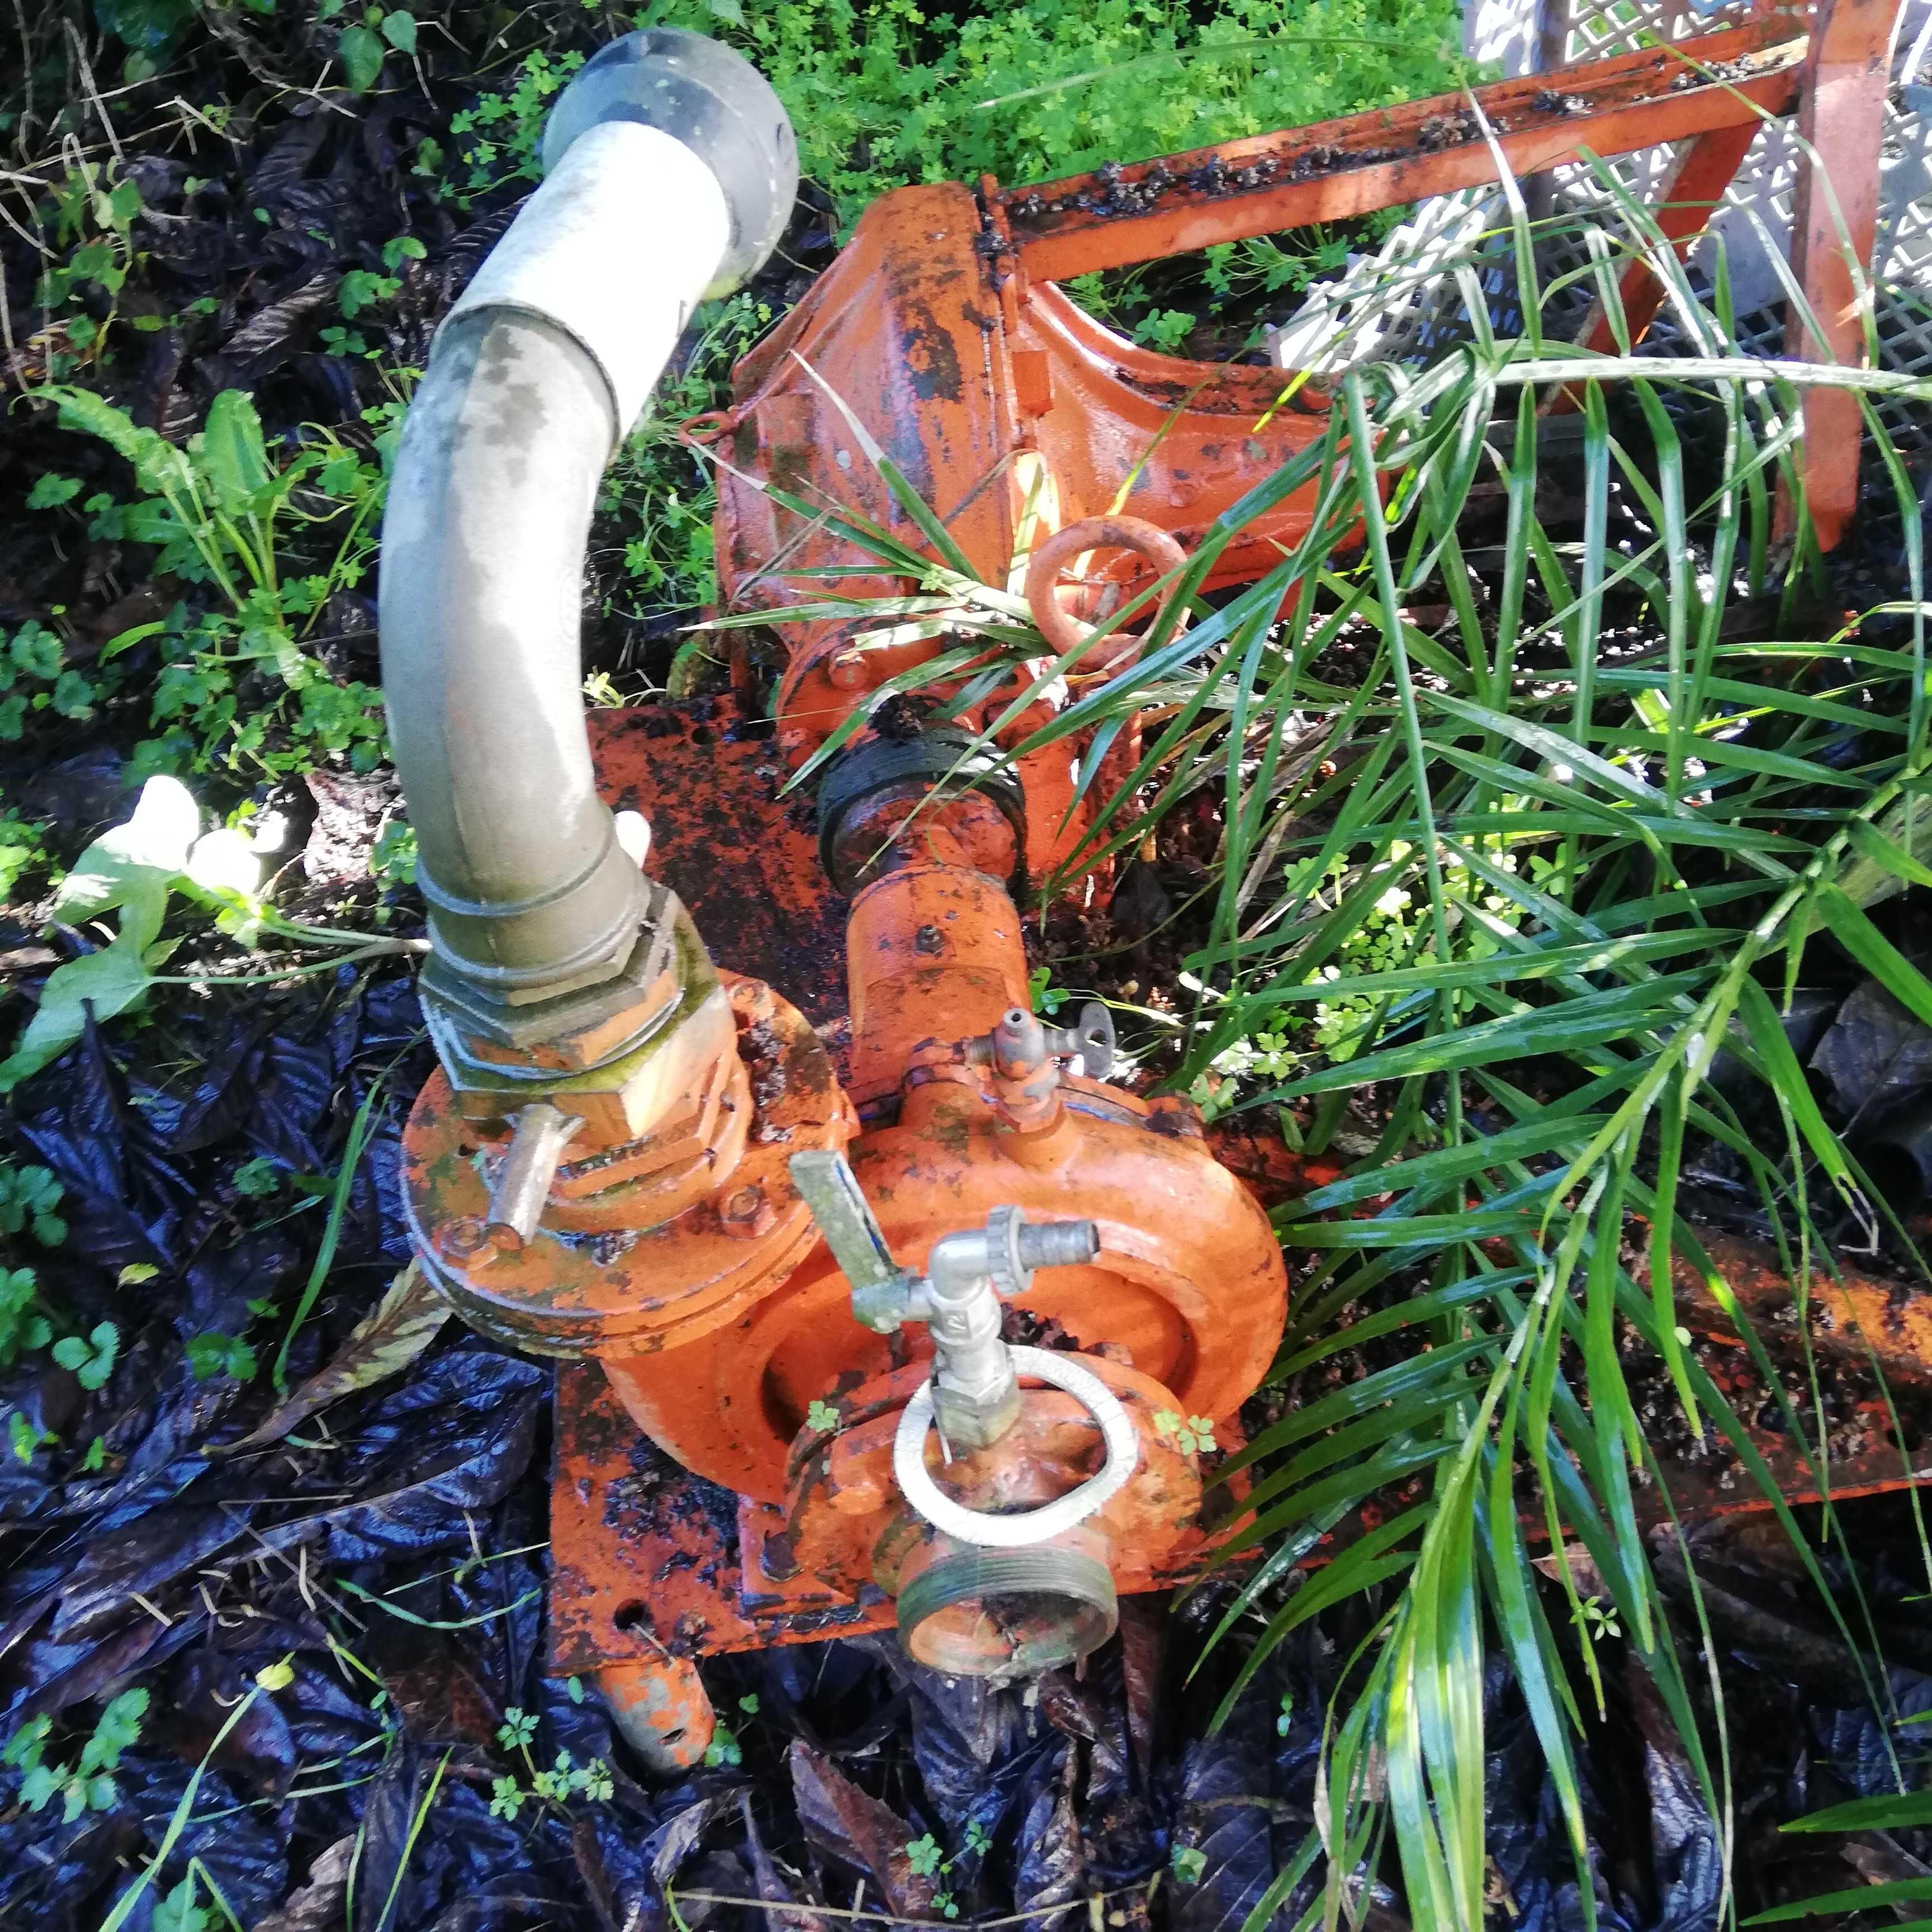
896 1545 1117 1681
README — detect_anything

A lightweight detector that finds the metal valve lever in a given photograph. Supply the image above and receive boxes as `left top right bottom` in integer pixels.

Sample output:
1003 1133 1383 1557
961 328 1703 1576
1044 1002 1116 1080
785 1148 906 1305
486 1102 585 1248
788 1149 1100 1448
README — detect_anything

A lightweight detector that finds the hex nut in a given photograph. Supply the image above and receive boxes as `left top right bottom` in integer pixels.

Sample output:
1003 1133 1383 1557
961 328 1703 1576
419 884 683 1062
432 909 739 1143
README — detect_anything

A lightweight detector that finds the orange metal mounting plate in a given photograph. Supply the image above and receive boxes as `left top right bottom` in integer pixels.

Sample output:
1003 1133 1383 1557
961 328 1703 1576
586 698 850 1033
548 1362 894 1676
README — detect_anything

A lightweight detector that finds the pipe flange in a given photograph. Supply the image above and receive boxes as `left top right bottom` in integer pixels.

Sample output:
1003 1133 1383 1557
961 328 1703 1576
542 29 799 299
896 1541 1117 1681
405 975 854 1357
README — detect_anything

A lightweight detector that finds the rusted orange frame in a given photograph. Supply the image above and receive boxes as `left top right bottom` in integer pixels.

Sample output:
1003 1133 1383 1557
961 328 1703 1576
991 17 1805 282
1787 0 1900 551
1575 121 1764 357
987 2 1902 550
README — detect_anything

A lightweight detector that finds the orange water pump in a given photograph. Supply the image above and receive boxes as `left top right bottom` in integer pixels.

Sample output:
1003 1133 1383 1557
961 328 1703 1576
382 2 1886 1769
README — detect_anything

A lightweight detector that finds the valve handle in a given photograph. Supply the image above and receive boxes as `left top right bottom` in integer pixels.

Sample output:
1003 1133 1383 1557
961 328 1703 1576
1056 1001 1115 1080
791 1150 1102 1346
486 1102 584 1249
787 1149 902 1297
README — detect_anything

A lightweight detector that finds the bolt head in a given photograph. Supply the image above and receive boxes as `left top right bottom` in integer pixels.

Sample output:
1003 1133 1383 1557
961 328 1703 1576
718 1183 777 1238
438 1216 492 1261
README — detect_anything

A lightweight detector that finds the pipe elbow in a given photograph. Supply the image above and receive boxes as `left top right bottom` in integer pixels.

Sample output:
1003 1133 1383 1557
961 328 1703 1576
377 31 795 1034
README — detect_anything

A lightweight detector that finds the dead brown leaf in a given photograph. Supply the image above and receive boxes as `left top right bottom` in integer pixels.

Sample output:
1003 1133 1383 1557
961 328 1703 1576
215 1263 448 1455
787 1737 939 1919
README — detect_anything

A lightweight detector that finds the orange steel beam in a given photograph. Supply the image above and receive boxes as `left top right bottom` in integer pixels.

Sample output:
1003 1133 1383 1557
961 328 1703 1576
1575 120 1763 356
1675 1225 1932 1394
995 18 1806 282
1787 0 1902 551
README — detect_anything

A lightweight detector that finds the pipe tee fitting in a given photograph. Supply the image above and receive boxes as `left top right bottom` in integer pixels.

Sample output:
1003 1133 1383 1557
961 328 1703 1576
787 1151 1100 1450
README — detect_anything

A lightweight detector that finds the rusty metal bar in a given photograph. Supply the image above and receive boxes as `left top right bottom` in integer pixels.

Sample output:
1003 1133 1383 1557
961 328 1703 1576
1674 1225 1932 1395
997 17 1805 282
1787 0 1903 550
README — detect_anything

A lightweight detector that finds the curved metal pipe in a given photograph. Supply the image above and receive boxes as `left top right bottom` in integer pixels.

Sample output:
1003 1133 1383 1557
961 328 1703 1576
382 307 647 1001
378 30 797 1025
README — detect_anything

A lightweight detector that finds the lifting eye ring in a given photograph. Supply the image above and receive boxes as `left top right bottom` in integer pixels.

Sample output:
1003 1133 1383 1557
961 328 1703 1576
1022 515 1190 679
891 1344 1139 1546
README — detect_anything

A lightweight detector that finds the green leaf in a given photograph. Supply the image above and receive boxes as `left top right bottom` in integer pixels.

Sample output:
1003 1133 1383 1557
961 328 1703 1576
195 390 272 518
1839 802 1932 908
1273 974 1704 1099
26 475 82 510
52 773 199 945
185 1332 254 1381
52 670 96 719
380 8 416 50
50 386 193 500
1781 1788 1932 1832
1745 1877 1932 1923
11 620 64 680
0 936 157 1092
51 1322 119 1390
1735 978 1855 1198
338 22 385 91
82 1689 148 1773
93 0 194 55
1813 885 1932 1031
337 269 399 320
3 1713 50 1770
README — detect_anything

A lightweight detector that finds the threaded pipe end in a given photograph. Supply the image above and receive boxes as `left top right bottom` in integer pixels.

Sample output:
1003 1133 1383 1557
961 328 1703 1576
896 1544 1116 1680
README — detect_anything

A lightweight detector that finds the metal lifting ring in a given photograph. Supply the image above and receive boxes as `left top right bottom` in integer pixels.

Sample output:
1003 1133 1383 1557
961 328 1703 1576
1022 515 1189 678
892 1346 1140 1547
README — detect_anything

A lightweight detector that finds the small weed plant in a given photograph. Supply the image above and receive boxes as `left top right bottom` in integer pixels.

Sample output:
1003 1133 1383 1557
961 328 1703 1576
33 384 401 781
2 1689 148 1822
436 0 1466 228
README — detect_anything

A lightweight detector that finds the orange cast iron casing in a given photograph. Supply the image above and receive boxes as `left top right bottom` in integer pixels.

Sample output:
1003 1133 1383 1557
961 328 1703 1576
701 13 1817 895
599 839 1288 1507
405 769 1290 1744
701 178 1337 879
415 0 1912 1768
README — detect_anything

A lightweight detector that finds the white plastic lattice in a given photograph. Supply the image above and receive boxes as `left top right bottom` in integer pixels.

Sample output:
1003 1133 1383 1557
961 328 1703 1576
1271 0 1932 470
